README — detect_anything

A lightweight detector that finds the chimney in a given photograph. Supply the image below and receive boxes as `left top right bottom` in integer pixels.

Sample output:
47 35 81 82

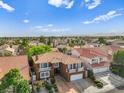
35 55 38 61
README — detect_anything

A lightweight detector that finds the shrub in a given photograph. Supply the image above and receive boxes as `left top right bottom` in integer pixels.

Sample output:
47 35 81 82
96 82 103 88
88 70 93 77
53 84 58 92
45 83 52 90
50 78 56 84
88 70 96 81
91 76 96 81
94 80 101 84
95 80 103 88
49 89 54 93
36 81 43 91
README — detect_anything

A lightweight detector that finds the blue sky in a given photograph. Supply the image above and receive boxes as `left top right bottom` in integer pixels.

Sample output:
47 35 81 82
0 0 124 36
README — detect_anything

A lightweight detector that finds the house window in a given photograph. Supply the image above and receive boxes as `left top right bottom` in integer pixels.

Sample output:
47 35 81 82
92 58 98 64
78 63 82 68
68 64 75 69
40 63 48 68
99 58 103 62
54 63 59 68
40 71 50 78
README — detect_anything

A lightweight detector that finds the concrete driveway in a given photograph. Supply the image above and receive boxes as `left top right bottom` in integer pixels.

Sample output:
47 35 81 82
56 72 124 93
95 71 124 88
55 75 93 93
105 85 124 93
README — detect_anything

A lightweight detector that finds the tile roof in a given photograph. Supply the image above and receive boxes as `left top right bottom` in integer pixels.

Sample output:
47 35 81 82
0 56 30 80
91 61 110 68
74 48 107 58
32 52 82 64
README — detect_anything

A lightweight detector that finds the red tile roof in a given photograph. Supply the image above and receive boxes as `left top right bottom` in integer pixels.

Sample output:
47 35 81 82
91 61 109 68
0 56 30 80
75 48 107 58
109 45 122 52
32 51 82 64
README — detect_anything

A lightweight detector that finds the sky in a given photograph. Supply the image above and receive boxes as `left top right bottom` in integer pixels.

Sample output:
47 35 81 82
0 0 124 37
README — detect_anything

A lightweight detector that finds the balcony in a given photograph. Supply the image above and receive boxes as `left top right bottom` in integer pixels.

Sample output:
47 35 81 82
39 67 51 72
77 67 84 72
40 71 50 79
40 74 50 79
68 69 76 73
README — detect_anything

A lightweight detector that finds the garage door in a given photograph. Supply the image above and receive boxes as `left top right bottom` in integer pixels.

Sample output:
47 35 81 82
93 67 109 73
70 74 83 81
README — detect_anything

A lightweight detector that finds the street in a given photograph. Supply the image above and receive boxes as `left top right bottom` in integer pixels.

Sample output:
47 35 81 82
105 85 124 93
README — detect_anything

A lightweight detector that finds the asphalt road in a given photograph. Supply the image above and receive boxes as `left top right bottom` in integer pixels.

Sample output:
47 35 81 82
105 85 124 93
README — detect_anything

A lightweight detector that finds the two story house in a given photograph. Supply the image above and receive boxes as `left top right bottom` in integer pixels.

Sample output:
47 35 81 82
71 48 110 73
32 51 87 81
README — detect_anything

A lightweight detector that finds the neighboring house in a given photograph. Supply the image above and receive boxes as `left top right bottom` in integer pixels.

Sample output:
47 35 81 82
0 44 18 56
29 41 44 46
5 46 16 55
0 56 30 81
71 48 110 74
95 45 124 62
32 52 87 81
84 43 102 48
111 40 124 47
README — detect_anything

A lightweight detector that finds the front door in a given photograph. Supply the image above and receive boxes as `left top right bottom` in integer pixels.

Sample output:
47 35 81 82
54 68 60 74
54 63 60 75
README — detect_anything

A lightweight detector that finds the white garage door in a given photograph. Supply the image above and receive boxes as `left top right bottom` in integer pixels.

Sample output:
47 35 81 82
93 67 109 73
70 74 83 81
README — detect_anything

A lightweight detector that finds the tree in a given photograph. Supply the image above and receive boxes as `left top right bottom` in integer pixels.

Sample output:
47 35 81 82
47 37 52 46
0 69 22 92
27 45 51 57
98 37 106 44
18 39 29 55
88 70 95 81
14 39 21 45
111 50 124 77
58 47 67 53
0 39 6 46
113 50 124 65
16 80 29 93
39 36 46 44
0 69 30 93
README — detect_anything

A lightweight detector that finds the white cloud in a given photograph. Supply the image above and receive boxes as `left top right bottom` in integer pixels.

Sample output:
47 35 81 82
32 24 70 32
48 0 63 7
85 0 102 10
65 0 74 9
47 24 54 27
39 28 69 32
51 28 70 32
48 0 74 9
83 10 122 24
23 19 29 23
0 0 15 12
41 28 49 32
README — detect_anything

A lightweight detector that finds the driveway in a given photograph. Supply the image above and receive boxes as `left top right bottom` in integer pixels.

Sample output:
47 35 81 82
95 71 124 88
105 85 124 93
55 75 93 93
56 72 124 93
